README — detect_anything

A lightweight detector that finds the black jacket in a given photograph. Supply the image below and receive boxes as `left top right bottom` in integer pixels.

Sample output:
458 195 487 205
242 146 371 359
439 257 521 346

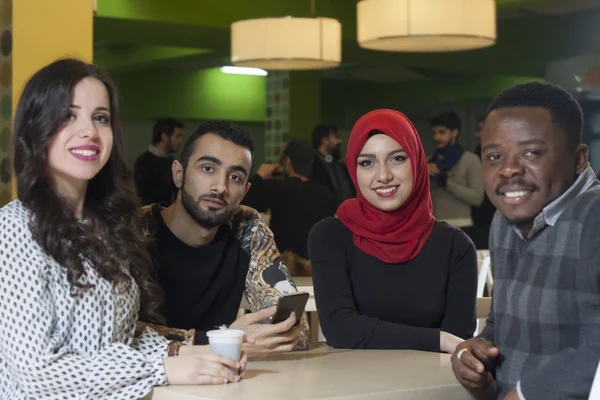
311 154 355 207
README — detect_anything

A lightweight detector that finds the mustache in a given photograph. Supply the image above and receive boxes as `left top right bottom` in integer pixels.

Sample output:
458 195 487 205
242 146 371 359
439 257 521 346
199 193 228 205
495 177 539 194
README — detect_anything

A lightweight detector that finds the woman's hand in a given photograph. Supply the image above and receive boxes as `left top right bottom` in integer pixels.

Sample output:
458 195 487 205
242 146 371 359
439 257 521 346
178 344 210 357
163 352 242 385
175 341 251 380
440 330 464 354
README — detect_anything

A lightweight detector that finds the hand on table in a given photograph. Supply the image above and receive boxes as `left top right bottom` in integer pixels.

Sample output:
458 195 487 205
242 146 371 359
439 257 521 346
163 351 247 385
440 330 464 354
451 338 500 391
178 342 252 378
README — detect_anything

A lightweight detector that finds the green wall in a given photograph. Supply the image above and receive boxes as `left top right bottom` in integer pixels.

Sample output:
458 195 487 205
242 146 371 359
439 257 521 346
289 71 321 141
112 67 541 127
121 118 266 169
112 67 268 168
112 67 266 122
320 75 545 126
111 66 545 152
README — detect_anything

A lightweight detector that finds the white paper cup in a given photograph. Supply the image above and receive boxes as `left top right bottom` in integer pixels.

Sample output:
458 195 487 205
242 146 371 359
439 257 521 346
206 329 244 362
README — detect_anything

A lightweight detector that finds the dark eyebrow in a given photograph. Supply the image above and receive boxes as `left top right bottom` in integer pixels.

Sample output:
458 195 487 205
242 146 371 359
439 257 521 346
520 139 547 146
69 105 110 112
357 149 407 158
481 144 500 153
230 165 249 177
482 139 547 153
197 156 248 177
196 155 223 165
389 149 407 156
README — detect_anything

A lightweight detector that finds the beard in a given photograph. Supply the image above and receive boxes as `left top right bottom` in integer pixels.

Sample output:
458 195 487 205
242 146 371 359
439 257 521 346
167 140 178 154
330 143 342 161
181 186 235 229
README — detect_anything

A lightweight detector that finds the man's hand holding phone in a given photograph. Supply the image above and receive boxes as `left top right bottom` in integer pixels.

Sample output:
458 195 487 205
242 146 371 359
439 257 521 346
229 306 302 357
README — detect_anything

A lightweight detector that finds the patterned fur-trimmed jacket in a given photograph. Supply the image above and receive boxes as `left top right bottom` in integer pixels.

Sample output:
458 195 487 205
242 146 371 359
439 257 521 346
138 204 310 350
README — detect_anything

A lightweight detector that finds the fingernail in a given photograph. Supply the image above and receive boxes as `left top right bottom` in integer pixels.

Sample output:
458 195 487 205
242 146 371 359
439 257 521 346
223 378 228 384
235 375 241 382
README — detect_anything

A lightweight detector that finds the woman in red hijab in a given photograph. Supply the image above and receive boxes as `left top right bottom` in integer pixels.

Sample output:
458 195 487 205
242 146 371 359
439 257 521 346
308 109 477 353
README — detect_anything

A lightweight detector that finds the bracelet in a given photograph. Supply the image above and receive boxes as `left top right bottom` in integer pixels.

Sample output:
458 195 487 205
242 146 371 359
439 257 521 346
167 343 183 357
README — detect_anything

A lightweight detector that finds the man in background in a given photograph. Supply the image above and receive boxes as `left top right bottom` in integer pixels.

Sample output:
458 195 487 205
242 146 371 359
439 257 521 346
311 125 354 207
428 111 484 229
243 139 336 261
134 118 184 205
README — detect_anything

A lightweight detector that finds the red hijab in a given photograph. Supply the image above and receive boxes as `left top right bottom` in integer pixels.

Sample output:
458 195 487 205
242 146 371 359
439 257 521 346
337 109 435 264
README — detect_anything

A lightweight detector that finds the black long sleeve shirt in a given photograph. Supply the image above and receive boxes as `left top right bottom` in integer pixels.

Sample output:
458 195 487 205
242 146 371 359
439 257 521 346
242 175 336 258
308 218 477 351
134 151 177 206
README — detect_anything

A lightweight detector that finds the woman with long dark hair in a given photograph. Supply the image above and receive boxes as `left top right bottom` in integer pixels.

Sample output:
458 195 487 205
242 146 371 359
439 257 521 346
0 59 244 399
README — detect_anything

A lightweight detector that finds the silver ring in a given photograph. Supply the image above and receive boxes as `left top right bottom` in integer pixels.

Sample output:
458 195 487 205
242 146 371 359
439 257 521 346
457 348 469 361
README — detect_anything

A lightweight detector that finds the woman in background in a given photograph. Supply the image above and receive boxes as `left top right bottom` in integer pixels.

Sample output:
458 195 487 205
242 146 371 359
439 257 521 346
0 58 244 399
309 109 477 353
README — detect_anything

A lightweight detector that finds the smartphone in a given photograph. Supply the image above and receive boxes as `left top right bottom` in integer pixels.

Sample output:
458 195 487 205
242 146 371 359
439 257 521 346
271 292 309 326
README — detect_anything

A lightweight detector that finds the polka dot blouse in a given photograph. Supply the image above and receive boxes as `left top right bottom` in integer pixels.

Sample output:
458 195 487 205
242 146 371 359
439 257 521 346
0 200 169 399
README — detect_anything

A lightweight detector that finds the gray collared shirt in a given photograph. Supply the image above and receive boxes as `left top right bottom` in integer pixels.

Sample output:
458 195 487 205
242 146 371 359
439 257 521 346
482 164 600 399
510 164 598 240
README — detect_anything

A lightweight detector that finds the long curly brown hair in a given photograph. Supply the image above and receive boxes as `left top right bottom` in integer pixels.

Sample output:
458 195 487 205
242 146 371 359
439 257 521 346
13 58 164 324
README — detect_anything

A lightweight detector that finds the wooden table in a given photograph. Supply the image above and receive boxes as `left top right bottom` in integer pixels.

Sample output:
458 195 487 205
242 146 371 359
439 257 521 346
149 345 476 400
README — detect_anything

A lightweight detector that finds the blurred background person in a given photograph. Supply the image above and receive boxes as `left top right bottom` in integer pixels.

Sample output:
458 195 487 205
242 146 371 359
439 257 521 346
428 111 484 239
244 139 335 273
311 125 355 207
134 118 184 206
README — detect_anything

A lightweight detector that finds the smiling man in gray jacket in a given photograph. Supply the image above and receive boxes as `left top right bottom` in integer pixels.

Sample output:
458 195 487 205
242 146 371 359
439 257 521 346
451 82 600 400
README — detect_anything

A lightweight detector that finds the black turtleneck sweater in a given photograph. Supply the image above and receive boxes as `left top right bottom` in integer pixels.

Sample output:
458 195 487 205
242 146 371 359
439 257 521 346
308 218 477 351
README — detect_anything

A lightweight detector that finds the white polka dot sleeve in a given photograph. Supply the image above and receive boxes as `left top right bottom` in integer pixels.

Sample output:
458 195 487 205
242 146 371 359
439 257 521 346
0 200 167 399
131 326 170 360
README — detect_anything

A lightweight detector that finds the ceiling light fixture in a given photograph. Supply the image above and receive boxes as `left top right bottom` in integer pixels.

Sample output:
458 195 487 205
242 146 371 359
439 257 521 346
230 0 342 70
357 0 496 52
220 66 268 76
